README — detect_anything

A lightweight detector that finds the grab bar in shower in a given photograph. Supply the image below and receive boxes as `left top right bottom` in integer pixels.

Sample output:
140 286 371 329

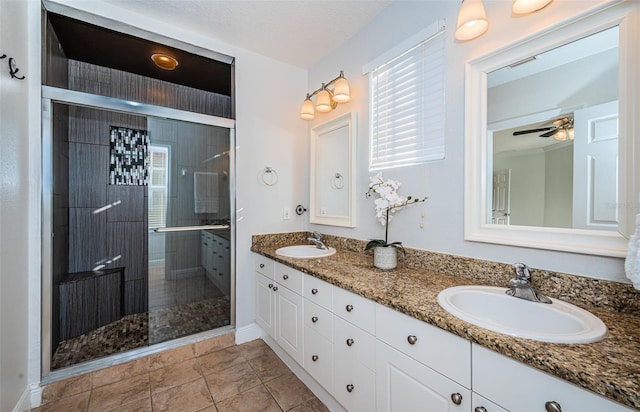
154 225 230 233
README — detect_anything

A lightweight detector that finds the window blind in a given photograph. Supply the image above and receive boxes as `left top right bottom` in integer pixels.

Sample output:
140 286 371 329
368 26 446 170
148 146 169 229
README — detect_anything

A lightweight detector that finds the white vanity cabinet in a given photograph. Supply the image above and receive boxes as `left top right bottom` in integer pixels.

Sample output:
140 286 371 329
201 231 230 294
332 288 377 412
472 344 633 412
375 303 472 412
254 257 304 365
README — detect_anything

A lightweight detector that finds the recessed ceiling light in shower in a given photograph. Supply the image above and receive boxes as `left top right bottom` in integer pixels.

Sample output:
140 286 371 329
151 53 179 70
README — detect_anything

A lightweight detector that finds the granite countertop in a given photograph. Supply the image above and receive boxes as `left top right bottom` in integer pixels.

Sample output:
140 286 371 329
251 237 640 410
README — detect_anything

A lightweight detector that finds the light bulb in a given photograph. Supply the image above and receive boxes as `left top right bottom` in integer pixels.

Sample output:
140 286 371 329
300 97 315 120
554 129 568 141
316 88 333 113
455 0 489 41
512 0 553 14
333 76 350 103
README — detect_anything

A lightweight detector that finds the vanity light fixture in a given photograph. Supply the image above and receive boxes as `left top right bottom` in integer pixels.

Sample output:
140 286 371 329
455 0 554 41
151 53 179 70
300 71 350 120
455 0 489 41
512 0 553 15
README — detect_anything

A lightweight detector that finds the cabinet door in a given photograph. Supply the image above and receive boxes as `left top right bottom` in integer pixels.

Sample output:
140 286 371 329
472 393 508 412
275 284 304 365
334 343 376 412
255 272 275 338
376 340 471 412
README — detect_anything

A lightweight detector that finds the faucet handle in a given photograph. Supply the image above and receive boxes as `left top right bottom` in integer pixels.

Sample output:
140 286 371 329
313 231 323 240
513 263 531 281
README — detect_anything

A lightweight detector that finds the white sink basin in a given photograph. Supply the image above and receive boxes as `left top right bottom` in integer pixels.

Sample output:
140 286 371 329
275 245 336 259
437 285 607 344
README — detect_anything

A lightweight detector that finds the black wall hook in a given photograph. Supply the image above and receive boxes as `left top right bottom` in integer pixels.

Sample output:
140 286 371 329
0 54 26 80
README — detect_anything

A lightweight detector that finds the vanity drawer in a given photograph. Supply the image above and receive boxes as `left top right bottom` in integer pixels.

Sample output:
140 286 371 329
375 303 471 388
333 315 375 370
304 299 333 341
254 255 274 278
303 275 333 310
275 262 303 295
333 287 375 334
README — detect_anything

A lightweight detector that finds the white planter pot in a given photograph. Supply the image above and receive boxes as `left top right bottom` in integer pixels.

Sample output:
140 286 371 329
374 246 398 270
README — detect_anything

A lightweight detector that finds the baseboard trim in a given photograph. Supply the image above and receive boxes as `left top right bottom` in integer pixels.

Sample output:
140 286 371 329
234 322 262 344
13 383 41 412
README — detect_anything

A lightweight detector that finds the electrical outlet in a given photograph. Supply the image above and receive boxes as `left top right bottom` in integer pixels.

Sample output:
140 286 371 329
283 207 291 220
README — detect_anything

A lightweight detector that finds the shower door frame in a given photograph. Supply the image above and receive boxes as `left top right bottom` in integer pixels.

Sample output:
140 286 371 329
41 85 236 380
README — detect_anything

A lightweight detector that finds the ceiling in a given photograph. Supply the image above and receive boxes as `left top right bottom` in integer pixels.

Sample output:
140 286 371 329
101 0 393 69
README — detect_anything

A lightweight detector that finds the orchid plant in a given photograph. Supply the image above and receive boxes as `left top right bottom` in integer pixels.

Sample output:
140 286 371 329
364 173 428 251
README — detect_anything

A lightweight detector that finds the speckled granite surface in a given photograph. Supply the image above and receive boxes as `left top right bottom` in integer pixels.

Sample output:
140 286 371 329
252 232 640 410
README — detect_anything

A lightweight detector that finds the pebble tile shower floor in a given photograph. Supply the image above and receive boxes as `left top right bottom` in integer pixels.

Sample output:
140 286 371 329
36 336 329 412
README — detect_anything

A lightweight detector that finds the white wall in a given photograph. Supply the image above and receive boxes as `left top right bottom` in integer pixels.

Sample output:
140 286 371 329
0 0 41 410
307 0 630 282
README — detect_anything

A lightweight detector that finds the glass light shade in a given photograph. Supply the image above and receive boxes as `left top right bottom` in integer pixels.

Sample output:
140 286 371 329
332 77 350 103
455 0 489 41
512 0 553 14
300 98 315 120
568 127 575 140
151 53 179 70
316 89 333 113
553 129 568 141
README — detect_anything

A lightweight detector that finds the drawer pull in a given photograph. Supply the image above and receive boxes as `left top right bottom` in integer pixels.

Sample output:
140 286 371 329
545 401 562 412
283 274 289 280
260 263 265 268
346 338 354 347
311 288 318 295
346 384 354 393
312 355 319 362
268 283 273 289
474 408 487 412
312 316 318 323
407 335 418 345
451 393 463 405
272 286 278 291
346 304 354 312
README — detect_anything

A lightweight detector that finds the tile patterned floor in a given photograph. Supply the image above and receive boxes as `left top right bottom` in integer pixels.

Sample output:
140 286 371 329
36 336 329 412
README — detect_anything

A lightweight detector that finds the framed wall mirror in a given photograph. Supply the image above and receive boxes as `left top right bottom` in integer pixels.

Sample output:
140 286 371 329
464 3 639 257
310 112 357 227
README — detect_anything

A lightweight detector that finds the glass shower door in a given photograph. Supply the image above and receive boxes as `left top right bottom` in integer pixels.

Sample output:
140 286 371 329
146 117 232 345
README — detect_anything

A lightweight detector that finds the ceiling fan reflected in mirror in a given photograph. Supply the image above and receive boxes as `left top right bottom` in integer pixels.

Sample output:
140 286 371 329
513 116 574 141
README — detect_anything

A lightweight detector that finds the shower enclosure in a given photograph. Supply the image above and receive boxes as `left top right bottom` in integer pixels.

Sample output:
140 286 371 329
42 87 235 374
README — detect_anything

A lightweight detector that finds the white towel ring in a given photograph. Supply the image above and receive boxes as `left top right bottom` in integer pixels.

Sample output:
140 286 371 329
331 173 345 189
261 167 278 186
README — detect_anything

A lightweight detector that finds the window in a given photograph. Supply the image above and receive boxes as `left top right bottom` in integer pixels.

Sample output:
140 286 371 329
148 145 169 229
365 21 446 170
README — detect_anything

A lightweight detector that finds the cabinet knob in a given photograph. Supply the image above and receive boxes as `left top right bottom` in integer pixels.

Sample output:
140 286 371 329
545 401 562 412
451 393 463 405
260 263 265 268
407 335 418 345
283 274 289 280
268 283 273 289
346 384 354 393
312 316 318 323
346 338 354 347
312 355 319 362
474 407 487 412
346 304 354 312
272 286 278 291
311 288 318 295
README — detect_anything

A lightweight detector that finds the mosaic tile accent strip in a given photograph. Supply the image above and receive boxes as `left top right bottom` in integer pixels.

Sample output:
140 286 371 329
109 126 149 186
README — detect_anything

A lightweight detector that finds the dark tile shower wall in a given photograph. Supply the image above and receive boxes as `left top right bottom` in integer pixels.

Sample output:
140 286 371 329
66 105 148 316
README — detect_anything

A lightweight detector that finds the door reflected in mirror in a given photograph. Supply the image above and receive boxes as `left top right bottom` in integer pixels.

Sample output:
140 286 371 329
487 26 618 231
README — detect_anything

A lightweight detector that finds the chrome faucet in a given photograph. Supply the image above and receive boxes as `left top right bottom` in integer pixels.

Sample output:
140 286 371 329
506 263 552 304
307 231 327 249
